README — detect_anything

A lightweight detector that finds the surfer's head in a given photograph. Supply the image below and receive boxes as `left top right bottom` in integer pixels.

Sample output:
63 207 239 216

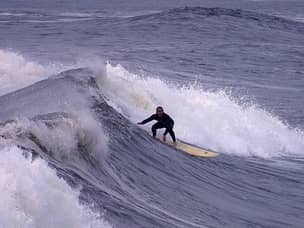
156 106 164 117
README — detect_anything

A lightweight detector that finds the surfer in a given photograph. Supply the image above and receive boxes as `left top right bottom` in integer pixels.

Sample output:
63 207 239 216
137 106 176 144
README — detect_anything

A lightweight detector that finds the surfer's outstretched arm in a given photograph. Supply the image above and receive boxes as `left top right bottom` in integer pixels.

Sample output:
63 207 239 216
137 115 155 125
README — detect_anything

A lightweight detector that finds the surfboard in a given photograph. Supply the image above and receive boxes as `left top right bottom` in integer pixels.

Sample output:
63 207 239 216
157 138 219 157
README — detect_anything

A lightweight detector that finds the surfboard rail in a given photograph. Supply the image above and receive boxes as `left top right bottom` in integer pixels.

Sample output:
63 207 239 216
156 138 219 157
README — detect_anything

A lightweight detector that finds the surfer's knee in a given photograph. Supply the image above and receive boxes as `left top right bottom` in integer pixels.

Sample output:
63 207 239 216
151 124 157 136
152 124 157 131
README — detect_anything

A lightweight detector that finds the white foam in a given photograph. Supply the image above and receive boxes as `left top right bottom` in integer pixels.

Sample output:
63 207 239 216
97 62 304 158
291 16 304 23
0 112 109 164
0 12 27 16
0 145 111 228
0 49 66 96
60 12 93 17
273 13 304 23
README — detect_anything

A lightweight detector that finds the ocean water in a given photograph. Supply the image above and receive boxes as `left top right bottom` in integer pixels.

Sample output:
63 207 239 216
0 0 304 227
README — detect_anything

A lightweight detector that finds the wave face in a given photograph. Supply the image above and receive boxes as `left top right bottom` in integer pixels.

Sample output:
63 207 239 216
100 63 304 158
0 68 303 228
1 1 304 227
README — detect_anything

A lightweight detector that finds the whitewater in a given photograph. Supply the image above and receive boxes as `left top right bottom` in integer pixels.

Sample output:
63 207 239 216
0 0 304 227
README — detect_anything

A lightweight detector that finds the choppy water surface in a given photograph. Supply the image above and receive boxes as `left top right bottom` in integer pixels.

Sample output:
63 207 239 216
0 0 304 227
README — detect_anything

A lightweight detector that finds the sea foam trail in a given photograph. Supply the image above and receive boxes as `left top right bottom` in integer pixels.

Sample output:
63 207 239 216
0 145 111 228
97 62 304 158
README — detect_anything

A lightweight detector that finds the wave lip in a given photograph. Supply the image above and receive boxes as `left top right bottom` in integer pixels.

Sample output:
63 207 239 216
0 49 68 96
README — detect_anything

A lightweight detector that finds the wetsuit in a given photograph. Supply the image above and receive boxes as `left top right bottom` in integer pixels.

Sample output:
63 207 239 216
140 113 176 142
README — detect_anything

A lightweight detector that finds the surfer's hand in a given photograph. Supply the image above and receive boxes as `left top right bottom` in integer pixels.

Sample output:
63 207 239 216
137 122 142 125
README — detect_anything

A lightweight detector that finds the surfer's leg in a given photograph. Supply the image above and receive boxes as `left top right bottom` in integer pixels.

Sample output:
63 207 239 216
168 129 176 142
164 124 176 142
152 122 164 137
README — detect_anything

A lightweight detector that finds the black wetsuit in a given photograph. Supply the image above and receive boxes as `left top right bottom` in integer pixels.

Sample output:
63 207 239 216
140 113 176 142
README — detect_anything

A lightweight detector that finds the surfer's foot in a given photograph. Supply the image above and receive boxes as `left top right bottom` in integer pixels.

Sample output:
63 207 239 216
162 135 166 142
173 141 177 146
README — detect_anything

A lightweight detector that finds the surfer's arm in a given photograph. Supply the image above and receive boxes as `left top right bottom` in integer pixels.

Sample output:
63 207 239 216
138 115 155 125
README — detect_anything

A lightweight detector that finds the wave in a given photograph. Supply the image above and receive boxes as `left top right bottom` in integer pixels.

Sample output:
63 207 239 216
0 10 97 24
0 145 111 228
0 69 111 227
0 12 27 16
0 49 68 96
98 62 304 158
128 6 304 33
59 12 98 18
2 6 303 31
0 9 162 24
0 66 303 228
1 49 303 158
0 68 197 227
276 14 304 23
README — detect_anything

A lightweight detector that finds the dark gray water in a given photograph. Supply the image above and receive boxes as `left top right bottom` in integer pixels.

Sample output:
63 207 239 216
0 1 304 227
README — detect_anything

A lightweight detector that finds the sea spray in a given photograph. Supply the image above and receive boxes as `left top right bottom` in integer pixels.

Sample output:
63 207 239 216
97 62 304 158
0 145 111 228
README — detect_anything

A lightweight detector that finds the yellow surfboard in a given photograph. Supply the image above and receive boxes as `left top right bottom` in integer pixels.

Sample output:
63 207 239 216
158 138 219 157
